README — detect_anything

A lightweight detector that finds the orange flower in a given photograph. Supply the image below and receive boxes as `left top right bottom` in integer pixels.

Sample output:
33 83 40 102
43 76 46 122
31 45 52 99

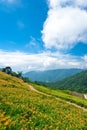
4 119 11 126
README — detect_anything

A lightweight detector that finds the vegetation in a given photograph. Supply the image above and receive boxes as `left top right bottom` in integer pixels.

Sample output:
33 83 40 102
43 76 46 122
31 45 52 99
0 66 30 83
0 72 87 130
23 69 83 82
31 83 87 108
2 66 12 74
49 70 87 93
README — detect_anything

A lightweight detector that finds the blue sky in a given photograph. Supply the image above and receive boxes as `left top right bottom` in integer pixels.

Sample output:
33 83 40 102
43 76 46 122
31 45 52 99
0 0 87 72
0 0 47 52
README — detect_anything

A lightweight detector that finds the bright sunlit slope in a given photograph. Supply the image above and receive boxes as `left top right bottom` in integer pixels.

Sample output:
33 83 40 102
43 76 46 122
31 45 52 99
0 72 87 130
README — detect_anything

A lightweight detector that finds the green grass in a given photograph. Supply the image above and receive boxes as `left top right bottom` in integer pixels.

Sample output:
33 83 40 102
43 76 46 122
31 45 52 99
31 83 87 108
0 72 87 130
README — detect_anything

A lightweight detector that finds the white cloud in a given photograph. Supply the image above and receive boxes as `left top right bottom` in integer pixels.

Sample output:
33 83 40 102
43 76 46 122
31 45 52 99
0 0 22 9
0 0 17 5
82 55 87 68
82 55 87 62
48 0 87 9
42 0 87 50
0 50 86 72
17 21 25 29
25 37 38 48
6 0 15 4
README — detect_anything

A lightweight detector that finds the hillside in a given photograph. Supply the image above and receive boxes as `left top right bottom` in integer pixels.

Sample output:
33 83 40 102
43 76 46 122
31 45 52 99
50 70 87 93
0 72 87 129
23 68 83 82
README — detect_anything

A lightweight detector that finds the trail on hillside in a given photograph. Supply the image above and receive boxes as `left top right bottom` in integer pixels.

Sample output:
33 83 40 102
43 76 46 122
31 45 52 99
29 85 51 97
28 85 87 112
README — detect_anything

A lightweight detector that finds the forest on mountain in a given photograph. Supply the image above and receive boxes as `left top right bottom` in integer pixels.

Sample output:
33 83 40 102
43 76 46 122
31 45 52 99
23 69 83 82
49 70 87 93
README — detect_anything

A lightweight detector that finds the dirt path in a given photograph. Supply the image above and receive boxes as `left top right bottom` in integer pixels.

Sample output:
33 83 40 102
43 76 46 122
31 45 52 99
28 85 87 112
29 85 50 97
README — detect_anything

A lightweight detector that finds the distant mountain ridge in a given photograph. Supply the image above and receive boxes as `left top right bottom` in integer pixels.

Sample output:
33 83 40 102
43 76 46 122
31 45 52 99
49 70 87 93
23 69 83 82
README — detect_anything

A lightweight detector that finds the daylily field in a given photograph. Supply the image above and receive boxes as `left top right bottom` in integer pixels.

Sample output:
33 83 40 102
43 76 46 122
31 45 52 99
0 72 87 130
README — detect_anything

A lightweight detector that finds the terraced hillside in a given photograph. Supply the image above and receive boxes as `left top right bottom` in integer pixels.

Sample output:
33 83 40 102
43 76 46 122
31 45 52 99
0 72 87 130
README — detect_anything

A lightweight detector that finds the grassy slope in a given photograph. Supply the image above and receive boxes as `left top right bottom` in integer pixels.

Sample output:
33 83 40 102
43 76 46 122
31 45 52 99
0 72 87 130
31 83 87 108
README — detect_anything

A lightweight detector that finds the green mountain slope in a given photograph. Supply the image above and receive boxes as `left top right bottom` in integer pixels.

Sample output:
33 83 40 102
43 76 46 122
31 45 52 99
0 72 87 129
50 70 87 93
23 68 83 82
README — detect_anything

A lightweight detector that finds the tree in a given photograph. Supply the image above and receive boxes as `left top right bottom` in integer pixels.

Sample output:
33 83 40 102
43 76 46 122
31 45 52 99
2 66 12 74
11 72 18 77
22 77 30 83
1 67 30 83
17 71 22 78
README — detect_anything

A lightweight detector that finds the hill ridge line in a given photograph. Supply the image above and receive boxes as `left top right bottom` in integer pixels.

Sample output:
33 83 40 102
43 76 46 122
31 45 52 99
28 85 87 112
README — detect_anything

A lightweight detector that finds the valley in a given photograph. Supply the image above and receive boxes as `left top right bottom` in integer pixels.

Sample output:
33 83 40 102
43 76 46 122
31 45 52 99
23 69 83 82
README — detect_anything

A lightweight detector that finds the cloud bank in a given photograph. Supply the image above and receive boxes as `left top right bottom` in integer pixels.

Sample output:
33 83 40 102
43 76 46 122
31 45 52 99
0 50 87 72
42 0 87 50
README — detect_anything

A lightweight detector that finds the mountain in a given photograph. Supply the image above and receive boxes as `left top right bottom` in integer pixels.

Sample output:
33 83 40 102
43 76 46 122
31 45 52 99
23 68 83 82
49 70 87 93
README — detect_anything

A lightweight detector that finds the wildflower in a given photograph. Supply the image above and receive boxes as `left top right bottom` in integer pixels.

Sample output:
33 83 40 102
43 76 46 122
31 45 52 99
4 119 11 126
